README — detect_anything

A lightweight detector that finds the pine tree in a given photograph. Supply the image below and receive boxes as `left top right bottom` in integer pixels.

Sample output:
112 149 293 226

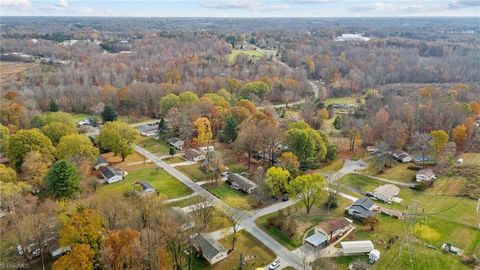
220 115 238 143
101 104 118 122
158 118 166 136
333 116 342 130
49 98 59 112
45 159 80 199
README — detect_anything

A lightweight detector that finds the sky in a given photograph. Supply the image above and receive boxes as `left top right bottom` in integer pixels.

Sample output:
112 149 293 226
1 0 479 17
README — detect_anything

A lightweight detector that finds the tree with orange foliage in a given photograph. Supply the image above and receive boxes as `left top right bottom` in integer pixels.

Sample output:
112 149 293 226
470 101 480 116
193 117 212 145
52 244 94 270
102 229 142 270
452 124 468 150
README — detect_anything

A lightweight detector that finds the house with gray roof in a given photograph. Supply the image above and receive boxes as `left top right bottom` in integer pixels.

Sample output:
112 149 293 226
166 137 184 151
372 184 400 203
171 207 195 231
227 173 258 194
191 233 228 265
133 181 156 196
346 197 378 220
93 156 108 170
416 168 436 182
138 123 159 137
99 166 123 184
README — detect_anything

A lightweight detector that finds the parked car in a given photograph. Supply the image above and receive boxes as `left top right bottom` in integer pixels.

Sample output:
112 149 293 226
282 196 289 202
269 260 280 270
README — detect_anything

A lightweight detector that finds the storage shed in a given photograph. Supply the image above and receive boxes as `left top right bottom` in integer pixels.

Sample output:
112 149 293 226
340 240 374 255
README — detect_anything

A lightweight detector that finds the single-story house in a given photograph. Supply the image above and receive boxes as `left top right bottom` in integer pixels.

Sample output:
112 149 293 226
340 240 374 255
171 207 195 231
133 181 156 196
372 184 400 203
366 146 379 153
185 148 206 162
305 233 328 248
315 217 354 243
346 197 378 220
191 233 228 265
93 156 108 170
227 173 258 194
198 145 214 154
392 150 412 163
166 137 184 151
100 166 123 184
138 123 159 137
416 168 436 182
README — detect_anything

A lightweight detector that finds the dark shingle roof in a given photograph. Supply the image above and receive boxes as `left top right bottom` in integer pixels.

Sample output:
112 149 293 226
100 166 122 179
316 218 352 234
228 173 257 191
353 197 374 210
94 156 108 167
191 233 227 260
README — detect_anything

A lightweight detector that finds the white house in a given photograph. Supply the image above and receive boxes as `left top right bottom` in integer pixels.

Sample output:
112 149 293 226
315 218 354 244
166 137 184 151
191 233 228 265
198 145 214 154
416 169 436 182
340 240 374 255
372 184 400 203
392 150 413 163
227 173 258 194
99 166 123 184
185 148 206 162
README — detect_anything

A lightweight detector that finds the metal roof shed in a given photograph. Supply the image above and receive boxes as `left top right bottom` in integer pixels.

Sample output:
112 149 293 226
305 233 327 247
340 240 374 255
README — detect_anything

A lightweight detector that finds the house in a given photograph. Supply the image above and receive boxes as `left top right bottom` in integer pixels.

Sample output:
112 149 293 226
392 150 412 163
171 207 195 231
133 181 156 196
198 145 214 154
413 156 433 163
227 173 258 194
340 240 374 255
346 197 377 220
416 169 436 182
166 137 184 151
366 146 379 153
138 123 159 137
99 166 123 184
372 184 400 203
93 156 108 170
191 233 228 265
315 218 354 244
185 148 206 162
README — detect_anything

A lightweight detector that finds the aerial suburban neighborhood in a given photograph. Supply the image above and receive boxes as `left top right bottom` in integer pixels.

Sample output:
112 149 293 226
0 4 480 270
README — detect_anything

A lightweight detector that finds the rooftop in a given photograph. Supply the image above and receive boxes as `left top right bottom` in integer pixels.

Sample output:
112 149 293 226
417 168 435 177
100 166 122 179
316 218 352 235
191 233 227 259
373 184 400 199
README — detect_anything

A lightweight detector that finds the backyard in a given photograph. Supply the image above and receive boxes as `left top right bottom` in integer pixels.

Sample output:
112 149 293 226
208 183 253 209
177 163 210 182
137 136 170 155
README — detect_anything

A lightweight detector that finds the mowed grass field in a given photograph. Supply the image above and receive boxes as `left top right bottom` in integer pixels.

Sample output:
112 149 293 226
363 162 417 183
191 231 275 270
176 163 210 182
323 96 362 105
227 49 265 65
208 183 253 209
335 173 480 269
137 136 170 155
95 168 192 199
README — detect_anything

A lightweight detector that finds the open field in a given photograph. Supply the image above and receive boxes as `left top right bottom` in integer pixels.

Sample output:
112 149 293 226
137 137 170 155
323 96 362 106
460 152 480 166
163 156 185 164
227 49 269 65
95 168 192 199
71 113 96 122
256 194 353 250
101 152 152 171
177 163 209 182
208 183 253 209
0 61 38 79
191 231 275 270
363 162 417 183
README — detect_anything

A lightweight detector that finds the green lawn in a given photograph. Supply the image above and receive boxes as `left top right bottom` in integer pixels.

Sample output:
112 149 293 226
177 163 209 182
95 168 192 199
227 49 265 65
165 195 201 208
208 183 253 209
71 113 95 122
460 152 480 166
191 231 275 270
316 159 345 174
137 137 170 155
256 194 353 250
364 162 417 183
163 156 185 164
323 96 362 106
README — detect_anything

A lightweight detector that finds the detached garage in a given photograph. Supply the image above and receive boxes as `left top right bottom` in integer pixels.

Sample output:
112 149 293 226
340 240 374 255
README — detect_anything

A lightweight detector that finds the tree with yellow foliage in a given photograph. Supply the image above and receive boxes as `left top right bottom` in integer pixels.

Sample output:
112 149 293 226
193 117 212 145
52 244 95 270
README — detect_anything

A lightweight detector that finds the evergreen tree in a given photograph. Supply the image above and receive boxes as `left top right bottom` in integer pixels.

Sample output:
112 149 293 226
169 147 176 157
49 98 59 112
220 115 238 143
333 116 342 130
101 104 118 122
45 159 80 199
158 118 166 136
326 144 337 161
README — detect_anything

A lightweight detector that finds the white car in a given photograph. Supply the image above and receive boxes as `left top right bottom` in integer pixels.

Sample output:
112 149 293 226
269 260 280 270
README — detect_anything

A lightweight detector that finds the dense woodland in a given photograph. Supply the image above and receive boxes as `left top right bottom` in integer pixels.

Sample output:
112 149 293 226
1 17 480 270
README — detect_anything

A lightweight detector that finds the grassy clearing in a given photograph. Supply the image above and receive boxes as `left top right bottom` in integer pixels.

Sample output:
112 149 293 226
460 152 480 166
95 168 192 199
323 96 362 105
364 162 417 183
227 49 265 65
71 113 96 122
316 159 345 174
163 156 185 164
256 194 352 250
137 137 170 155
205 208 232 232
165 195 201 208
208 183 253 209
177 163 209 182
191 231 275 270
101 152 151 171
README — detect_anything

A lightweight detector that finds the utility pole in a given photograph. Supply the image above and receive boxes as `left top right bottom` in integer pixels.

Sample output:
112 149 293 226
399 200 420 270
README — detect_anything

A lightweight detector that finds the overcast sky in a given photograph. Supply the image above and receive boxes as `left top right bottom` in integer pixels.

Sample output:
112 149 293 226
1 0 479 17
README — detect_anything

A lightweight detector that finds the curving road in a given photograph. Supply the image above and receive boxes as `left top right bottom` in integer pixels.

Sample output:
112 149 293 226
134 145 309 270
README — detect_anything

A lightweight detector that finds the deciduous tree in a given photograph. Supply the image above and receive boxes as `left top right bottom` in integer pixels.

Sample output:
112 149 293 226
41 122 77 145
21 151 51 191
0 164 16 183
97 121 138 161
193 117 213 145
102 229 142 270
52 244 94 270
264 167 290 197
288 174 326 214
56 134 99 165
7 128 54 169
